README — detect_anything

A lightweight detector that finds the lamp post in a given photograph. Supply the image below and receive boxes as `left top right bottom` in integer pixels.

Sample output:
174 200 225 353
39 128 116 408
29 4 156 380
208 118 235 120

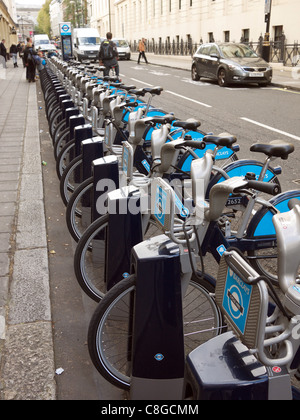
262 0 272 62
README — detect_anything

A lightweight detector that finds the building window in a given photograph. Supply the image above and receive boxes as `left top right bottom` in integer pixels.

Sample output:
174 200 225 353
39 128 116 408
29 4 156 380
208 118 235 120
208 32 214 42
241 29 249 43
274 25 283 42
179 0 181 10
224 31 230 42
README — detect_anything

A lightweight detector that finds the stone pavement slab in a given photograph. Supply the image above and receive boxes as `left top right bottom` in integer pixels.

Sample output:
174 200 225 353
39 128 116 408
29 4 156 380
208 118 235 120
0 64 56 400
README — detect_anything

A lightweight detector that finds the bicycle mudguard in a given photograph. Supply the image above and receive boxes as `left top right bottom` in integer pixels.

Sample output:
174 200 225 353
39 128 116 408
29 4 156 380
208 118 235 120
205 159 280 199
247 189 300 238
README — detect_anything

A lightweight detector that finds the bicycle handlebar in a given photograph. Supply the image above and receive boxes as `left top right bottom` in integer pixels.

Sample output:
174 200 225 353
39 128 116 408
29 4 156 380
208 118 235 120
176 140 206 150
245 179 281 196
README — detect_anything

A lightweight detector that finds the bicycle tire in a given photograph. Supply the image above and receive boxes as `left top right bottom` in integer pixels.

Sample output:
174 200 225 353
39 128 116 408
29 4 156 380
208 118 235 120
56 139 75 179
74 214 109 300
88 273 224 391
246 189 300 284
50 110 63 138
54 126 69 160
59 154 82 207
52 119 66 144
74 215 163 301
66 176 93 242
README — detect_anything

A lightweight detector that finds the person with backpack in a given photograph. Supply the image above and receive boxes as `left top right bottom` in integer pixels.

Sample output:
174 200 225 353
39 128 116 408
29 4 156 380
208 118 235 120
23 41 37 82
99 32 120 79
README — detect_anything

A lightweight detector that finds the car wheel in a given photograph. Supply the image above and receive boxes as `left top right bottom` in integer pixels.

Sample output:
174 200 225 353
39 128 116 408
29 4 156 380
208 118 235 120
218 68 228 87
191 65 200 81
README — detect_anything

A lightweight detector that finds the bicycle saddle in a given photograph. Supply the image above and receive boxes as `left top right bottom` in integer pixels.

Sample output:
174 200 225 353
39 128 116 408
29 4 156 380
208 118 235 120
118 84 136 92
203 133 237 147
173 119 201 130
129 88 146 97
143 114 176 125
143 86 163 95
250 140 294 160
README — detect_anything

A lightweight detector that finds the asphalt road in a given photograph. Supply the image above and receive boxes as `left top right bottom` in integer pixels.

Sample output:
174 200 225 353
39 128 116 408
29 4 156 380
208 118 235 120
119 60 300 192
40 60 300 400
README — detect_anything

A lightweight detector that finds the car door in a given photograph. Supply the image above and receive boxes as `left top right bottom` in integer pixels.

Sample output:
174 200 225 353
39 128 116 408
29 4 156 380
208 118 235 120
196 45 211 77
206 44 220 79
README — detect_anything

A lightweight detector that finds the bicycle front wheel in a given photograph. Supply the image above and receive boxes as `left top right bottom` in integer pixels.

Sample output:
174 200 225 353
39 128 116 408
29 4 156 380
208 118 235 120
88 274 224 391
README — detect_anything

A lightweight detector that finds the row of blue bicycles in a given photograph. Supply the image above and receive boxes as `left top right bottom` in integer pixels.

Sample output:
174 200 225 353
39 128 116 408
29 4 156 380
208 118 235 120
39 56 300 400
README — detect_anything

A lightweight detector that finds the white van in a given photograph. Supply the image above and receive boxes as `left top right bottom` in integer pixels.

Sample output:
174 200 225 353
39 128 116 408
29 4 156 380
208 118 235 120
33 34 50 47
112 38 131 60
73 28 101 62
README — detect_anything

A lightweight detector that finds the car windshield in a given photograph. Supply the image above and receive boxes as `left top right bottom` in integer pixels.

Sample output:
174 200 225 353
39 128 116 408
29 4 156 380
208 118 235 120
78 37 100 45
220 44 258 59
36 40 49 45
113 40 128 47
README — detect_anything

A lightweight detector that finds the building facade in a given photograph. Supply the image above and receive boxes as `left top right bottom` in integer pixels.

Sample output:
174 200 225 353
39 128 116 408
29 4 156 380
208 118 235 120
50 0 64 38
0 0 18 45
89 0 114 37
15 4 40 42
89 0 299 49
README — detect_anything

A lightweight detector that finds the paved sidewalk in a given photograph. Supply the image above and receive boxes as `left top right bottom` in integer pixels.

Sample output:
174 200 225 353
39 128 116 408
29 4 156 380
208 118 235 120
131 52 300 91
0 52 299 400
0 64 56 400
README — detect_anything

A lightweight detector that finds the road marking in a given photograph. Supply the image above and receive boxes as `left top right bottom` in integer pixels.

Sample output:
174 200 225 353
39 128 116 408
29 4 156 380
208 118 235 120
165 90 212 108
130 78 153 86
271 87 300 95
241 117 300 141
182 78 210 86
149 71 170 76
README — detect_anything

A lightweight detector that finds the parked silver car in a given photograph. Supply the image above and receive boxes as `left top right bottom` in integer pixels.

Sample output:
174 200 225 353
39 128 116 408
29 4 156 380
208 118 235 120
191 42 272 87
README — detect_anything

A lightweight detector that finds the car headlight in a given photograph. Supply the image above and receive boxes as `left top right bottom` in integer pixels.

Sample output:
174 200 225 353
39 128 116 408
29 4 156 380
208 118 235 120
228 64 242 71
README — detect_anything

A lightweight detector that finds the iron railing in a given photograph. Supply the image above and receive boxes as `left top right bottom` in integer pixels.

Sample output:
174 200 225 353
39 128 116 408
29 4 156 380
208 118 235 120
132 38 300 67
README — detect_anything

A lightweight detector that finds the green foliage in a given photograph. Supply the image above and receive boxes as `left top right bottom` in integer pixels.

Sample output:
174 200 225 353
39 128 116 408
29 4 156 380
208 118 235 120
63 0 87 28
35 0 51 36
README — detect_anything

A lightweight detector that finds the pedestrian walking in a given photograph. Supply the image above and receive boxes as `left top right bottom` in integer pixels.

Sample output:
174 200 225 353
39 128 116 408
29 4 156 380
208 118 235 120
19 42 26 67
137 38 148 64
10 43 18 67
99 32 120 79
0 39 7 69
23 41 37 82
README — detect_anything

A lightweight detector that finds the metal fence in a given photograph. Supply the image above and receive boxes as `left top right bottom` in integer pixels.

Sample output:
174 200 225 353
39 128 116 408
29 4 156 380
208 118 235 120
132 38 300 67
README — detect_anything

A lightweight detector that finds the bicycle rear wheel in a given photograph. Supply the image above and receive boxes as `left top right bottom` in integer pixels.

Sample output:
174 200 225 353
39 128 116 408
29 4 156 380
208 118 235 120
66 177 93 242
74 216 163 301
88 274 224 391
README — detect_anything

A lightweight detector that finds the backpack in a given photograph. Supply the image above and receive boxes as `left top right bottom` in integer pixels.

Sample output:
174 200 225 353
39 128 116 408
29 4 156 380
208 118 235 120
27 50 33 62
102 41 114 60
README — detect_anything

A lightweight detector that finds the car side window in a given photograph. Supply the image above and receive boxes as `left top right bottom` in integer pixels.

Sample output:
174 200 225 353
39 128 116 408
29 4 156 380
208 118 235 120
201 46 210 56
209 45 219 56
196 46 204 55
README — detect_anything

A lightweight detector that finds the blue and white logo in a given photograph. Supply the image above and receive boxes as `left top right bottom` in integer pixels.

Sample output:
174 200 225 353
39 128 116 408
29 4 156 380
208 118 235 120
154 186 167 226
141 159 150 173
60 22 71 36
217 244 226 256
154 353 164 362
222 268 252 335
